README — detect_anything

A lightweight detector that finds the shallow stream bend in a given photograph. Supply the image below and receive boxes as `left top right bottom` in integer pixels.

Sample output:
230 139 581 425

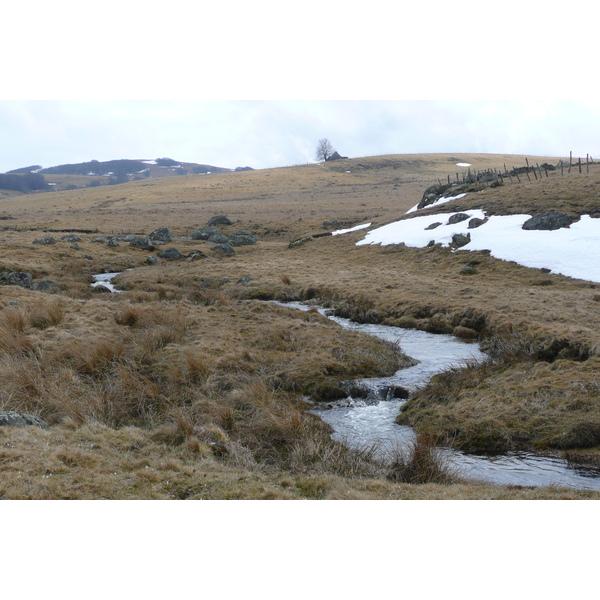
278 301 600 491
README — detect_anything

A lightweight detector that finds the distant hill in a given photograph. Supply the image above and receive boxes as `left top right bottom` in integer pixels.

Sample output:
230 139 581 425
1 158 253 195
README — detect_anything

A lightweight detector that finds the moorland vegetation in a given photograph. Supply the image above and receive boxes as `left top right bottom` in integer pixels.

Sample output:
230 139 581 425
1 152 600 499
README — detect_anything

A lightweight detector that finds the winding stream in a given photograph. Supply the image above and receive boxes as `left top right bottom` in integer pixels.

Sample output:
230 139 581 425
278 301 600 491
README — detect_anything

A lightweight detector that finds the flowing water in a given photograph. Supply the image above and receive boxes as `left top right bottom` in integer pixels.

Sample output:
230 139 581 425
91 272 125 293
277 301 600 491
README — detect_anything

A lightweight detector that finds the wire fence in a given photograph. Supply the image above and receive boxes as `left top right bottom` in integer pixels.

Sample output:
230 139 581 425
436 152 597 188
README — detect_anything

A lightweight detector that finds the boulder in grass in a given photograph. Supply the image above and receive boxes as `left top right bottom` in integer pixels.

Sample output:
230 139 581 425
130 236 156 251
448 213 470 225
61 234 81 243
149 227 172 243
228 231 257 246
0 411 48 429
33 236 56 245
32 280 60 293
159 247 184 261
1 271 33 288
192 226 220 241
208 215 233 226
211 243 236 257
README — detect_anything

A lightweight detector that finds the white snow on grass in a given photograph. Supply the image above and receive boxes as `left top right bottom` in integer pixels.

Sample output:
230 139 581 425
405 193 468 214
456 162 471 167
332 222 372 235
357 211 600 283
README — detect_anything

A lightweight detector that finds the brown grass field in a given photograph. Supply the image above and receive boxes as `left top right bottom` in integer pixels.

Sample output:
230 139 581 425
2 152 600 499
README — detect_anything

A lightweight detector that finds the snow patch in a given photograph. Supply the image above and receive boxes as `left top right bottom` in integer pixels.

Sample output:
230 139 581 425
456 162 471 167
332 222 372 235
405 193 468 214
357 211 600 283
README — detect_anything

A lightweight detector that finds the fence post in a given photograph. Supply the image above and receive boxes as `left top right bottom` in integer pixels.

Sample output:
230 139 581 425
579 157 582 174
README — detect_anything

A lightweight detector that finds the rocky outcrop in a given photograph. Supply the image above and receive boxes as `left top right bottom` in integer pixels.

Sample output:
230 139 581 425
61 234 81 243
522 210 574 231
0 271 33 288
0 411 49 429
33 236 56 245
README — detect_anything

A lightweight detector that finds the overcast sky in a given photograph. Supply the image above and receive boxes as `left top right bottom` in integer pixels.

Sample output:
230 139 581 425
2 1 599 174
2 99 600 173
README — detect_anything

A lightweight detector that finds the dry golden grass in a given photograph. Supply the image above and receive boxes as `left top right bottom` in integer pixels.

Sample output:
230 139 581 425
3 152 600 498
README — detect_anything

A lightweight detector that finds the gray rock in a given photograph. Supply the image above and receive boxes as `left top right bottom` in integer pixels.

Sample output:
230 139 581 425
468 217 487 229
70 243 82 250
208 215 233 226
211 243 236 256
107 238 120 247
31 280 60 292
61 234 81 242
207 232 229 244
188 251 206 261
522 210 573 231
130 236 155 251
92 236 109 244
149 227 172 243
117 234 136 242
1 271 33 288
236 275 255 285
146 256 161 265
0 411 48 429
33 236 56 245
460 266 478 275
159 247 184 260
425 222 442 230
448 213 470 224
191 226 220 240
452 233 471 248
201 277 230 288
228 231 257 246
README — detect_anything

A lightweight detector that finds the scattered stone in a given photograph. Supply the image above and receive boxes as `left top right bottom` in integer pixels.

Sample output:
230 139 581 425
149 227 172 243
451 233 471 248
5 301 20 306
92 236 110 244
228 231 257 246
146 256 161 265
207 232 229 244
522 210 573 231
468 217 487 229
210 243 236 257
117 234 136 242
70 243 82 250
159 247 184 260
61 234 81 242
107 238 120 247
31 280 60 292
130 237 155 251
448 213 470 224
425 222 442 230
236 275 255 285
92 284 112 293
187 251 206 261
460 265 478 275
208 215 233 226
33 236 56 245
192 226 220 240
288 236 313 249
201 277 230 288
1 271 33 288
0 411 49 429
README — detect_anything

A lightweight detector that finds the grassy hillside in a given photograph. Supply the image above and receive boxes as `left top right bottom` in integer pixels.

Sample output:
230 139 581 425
1 152 599 499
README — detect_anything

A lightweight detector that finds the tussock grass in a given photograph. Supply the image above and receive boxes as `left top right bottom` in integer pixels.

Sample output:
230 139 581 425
3 152 600 497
